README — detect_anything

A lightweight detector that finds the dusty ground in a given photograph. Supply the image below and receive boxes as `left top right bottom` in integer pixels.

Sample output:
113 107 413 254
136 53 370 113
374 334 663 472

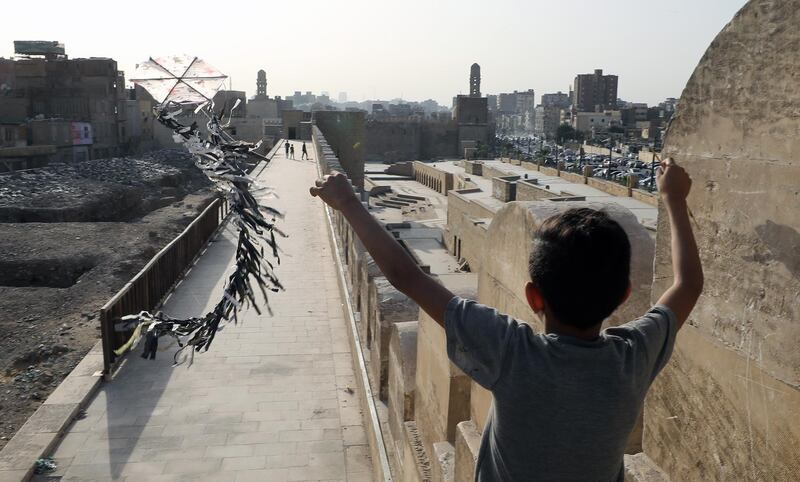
0 151 217 450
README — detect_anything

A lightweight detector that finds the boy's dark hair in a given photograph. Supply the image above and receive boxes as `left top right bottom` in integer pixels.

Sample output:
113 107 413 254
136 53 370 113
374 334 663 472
528 208 631 329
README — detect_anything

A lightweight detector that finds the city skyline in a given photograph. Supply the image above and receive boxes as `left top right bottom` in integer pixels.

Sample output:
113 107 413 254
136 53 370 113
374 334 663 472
1 0 746 106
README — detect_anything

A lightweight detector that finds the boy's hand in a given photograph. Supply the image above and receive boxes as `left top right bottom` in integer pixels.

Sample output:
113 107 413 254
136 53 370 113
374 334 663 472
310 171 359 211
656 157 692 202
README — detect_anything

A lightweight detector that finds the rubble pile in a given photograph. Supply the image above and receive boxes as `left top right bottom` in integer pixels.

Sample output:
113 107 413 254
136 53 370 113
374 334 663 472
0 150 212 222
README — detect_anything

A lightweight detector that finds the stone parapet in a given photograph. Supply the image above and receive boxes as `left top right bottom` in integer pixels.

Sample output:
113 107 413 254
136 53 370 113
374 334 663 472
413 273 477 462
368 278 419 400
388 321 419 468
491 175 519 202
453 420 481 482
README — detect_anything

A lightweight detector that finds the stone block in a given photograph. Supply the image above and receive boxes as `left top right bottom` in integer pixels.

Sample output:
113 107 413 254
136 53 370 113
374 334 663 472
491 176 519 203
624 453 670 481
358 253 382 343
388 321 419 460
368 278 418 400
469 381 492 432
400 421 432 482
453 420 481 482
413 308 472 460
463 160 482 176
348 234 365 296
432 441 455 482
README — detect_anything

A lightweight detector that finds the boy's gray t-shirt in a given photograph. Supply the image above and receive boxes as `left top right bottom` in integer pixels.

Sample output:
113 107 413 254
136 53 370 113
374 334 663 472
444 297 678 482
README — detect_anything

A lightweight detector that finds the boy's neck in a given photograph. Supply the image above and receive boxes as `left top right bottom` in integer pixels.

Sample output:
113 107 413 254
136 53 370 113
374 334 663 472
544 317 602 341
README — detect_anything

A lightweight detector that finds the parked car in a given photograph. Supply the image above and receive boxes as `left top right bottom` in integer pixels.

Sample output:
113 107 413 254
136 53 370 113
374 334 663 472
640 176 657 189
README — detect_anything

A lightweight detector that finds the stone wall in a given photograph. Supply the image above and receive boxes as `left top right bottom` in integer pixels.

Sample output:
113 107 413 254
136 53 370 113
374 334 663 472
646 1 800 479
587 176 630 197
364 120 459 163
412 162 454 195
481 163 510 180
515 179 560 201
491 176 519 202
463 160 482 176
365 121 421 163
315 111 366 189
445 190 497 272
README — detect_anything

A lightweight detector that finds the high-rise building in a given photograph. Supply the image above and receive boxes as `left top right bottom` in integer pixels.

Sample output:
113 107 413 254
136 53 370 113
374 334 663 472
256 69 267 98
338 92 348 103
573 69 618 112
486 94 498 112
541 91 570 109
534 105 562 139
470 63 481 97
515 89 536 116
498 92 517 114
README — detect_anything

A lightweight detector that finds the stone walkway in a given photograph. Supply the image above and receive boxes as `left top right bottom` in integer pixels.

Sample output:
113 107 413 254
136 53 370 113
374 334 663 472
43 142 373 481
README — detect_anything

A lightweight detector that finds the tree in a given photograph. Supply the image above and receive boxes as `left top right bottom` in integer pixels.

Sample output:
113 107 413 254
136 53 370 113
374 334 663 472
556 124 579 144
536 146 551 159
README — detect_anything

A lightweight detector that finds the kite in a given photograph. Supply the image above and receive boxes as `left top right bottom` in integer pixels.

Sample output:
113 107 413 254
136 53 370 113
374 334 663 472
116 55 284 365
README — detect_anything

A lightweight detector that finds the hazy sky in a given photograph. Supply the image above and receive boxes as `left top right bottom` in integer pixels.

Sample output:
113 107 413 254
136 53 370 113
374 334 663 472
2 0 746 106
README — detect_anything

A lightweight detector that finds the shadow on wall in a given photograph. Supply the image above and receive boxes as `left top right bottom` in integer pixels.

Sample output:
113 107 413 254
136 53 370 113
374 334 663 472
749 221 800 280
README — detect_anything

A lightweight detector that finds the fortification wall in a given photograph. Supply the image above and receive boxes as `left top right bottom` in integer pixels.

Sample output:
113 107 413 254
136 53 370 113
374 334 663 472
365 121 421 162
315 111 366 189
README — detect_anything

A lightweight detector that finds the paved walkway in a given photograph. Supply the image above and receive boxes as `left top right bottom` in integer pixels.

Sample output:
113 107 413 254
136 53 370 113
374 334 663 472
45 142 373 481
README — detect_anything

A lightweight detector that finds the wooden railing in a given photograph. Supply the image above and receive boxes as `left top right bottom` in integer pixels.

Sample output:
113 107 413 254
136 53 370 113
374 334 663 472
100 196 230 375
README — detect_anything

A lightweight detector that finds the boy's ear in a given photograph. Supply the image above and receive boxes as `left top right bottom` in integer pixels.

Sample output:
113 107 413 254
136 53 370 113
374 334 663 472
525 281 545 314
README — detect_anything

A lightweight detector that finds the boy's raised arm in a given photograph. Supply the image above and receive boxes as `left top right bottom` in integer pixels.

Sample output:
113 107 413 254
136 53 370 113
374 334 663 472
310 172 454 327
655 158 704 329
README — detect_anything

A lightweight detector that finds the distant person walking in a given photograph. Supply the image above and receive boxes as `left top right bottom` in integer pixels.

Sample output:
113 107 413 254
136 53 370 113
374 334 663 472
284 141 290 158
290 145 295 159
301 142 308 160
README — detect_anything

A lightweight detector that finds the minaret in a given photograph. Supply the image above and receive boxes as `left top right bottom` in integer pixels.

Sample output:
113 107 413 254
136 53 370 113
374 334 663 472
470 63 481 97
256 69 267 98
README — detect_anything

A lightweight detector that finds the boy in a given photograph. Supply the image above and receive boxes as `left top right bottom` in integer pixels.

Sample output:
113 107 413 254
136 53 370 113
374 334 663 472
310 158 702 481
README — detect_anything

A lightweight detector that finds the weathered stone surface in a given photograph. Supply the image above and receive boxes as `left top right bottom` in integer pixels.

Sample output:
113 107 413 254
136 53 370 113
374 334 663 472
401 421 432 482
432 441 455 482
624 453 670 482
471 201 654 453
453 420 481 482
368 278 419 400
17 403 78 434
414 302 472 461
648 1 800 479
358 252 382 343
469 380 492 432
389 321 419 465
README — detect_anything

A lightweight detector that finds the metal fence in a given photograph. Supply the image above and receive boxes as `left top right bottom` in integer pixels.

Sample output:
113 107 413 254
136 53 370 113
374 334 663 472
100 196 230 375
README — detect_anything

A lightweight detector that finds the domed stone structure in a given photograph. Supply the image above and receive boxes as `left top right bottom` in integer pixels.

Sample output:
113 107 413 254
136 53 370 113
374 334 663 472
649 1 800 479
